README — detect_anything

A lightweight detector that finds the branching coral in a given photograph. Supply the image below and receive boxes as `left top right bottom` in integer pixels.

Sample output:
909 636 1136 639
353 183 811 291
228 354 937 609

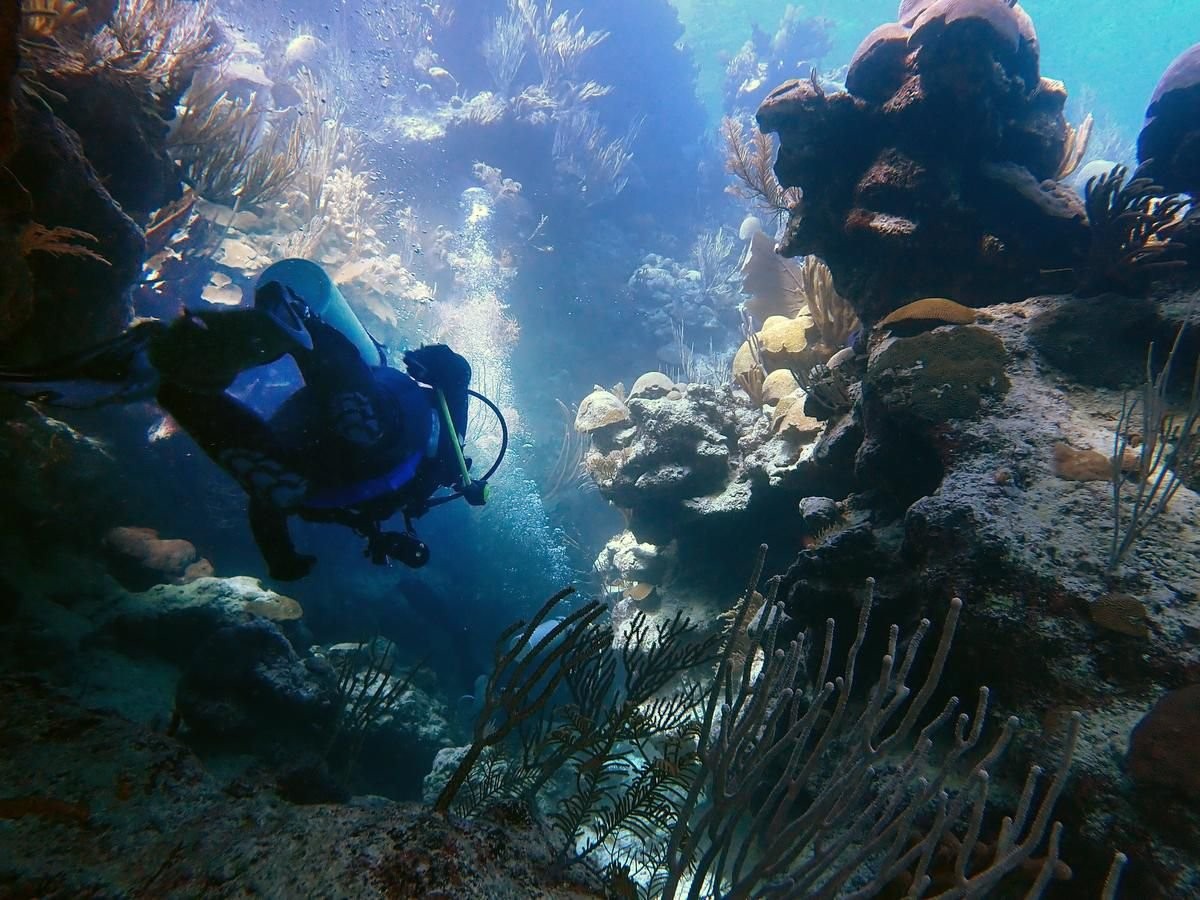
437 549 1117 898
320 166 385 258
294 68 349 220
657 557 1092 898
25 0 225 95
798 254 859 356
1108 320 1200 579
19 0 90 40
432 588 607 813
18 222 109 266
1055 112 1093 181
1078 163 1190 296
482 8 527 97
435 587 719 875
515 0 608 88
477 0 635 201
325 640 426 785
552 107 641 202
169 70 304 208
721 115 802 229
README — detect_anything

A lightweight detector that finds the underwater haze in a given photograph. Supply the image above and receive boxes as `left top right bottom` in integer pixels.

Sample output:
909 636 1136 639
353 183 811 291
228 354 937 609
1 0 1199 896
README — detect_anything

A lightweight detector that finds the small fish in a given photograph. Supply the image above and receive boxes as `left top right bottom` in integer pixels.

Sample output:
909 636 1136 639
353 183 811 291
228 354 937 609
147 415 180 443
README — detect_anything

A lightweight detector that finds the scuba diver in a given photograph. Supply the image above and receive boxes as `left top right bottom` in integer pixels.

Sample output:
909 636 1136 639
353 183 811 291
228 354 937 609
0 258 507 580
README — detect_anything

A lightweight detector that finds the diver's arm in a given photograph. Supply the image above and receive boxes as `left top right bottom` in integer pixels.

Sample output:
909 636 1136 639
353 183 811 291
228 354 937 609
248 499 315 581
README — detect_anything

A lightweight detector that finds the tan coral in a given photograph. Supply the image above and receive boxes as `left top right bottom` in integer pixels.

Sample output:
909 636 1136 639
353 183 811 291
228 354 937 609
1052 442 1137 482
1090 592 1150 638
757 314 813 371
629 371 674 400
761 368 799 405
575 388 630 433
876 297 977 332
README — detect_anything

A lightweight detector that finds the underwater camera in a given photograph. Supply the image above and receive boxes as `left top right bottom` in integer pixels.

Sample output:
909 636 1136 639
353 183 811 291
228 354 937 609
366 529 430 568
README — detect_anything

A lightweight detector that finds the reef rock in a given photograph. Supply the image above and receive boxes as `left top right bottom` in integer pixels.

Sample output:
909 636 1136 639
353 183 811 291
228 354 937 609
777 294 1200 896
4 102 144 356
176 617 336 740
0 678 600 898
865 324 1010 426
581 381 849 583
1138 42 1200 197
1127 685 1200 799
105 575 305 658
756 2 1088 324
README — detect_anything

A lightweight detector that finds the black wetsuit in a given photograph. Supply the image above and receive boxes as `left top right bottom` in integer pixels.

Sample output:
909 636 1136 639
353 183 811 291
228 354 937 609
155 293 470 580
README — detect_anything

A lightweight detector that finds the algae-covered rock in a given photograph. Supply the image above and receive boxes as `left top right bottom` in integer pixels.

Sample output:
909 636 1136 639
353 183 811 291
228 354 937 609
107 575 305 657
865 325 1009 424
176 618 336 739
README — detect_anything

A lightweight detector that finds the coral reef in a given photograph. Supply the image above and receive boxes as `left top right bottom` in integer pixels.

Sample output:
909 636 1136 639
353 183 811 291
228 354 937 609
772 293 1200 896
756 2 1095 323
576 375 855 593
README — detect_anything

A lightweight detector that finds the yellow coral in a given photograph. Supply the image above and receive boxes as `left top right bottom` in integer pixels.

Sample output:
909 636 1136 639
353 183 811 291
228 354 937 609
877 298 977 331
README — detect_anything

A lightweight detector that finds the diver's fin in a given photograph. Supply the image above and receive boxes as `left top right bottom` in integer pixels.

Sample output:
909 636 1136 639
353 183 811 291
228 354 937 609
0 320 167 408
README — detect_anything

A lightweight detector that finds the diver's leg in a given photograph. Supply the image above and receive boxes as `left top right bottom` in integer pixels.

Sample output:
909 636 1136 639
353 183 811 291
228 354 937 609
158 382 316 579
248 499 315 581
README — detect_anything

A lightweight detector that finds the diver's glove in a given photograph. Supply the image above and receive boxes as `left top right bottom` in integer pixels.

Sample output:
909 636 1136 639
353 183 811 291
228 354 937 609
403 345 471 391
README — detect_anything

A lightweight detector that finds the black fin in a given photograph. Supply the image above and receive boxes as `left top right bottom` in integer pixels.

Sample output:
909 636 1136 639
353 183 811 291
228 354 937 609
0 321 166 408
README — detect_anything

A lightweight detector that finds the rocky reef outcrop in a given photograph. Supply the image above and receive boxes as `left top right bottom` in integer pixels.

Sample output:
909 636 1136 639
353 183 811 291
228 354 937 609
773 292 1200 897
756 0 1090 324
1 3 224 358
578 377 855 587
0 676 600 898
1138 42 1200 197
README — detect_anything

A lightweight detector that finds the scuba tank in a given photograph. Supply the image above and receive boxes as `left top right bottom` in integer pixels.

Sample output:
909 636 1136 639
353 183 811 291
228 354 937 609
256 258 384 366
